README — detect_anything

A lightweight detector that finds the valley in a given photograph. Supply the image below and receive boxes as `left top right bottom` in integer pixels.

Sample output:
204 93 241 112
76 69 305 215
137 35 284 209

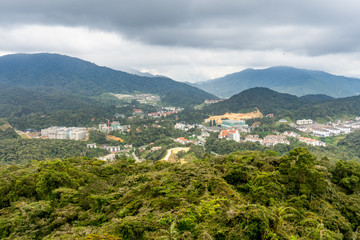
2 54 360 239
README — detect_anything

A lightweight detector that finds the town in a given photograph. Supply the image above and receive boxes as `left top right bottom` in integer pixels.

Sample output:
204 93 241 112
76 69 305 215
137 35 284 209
14 104 360 163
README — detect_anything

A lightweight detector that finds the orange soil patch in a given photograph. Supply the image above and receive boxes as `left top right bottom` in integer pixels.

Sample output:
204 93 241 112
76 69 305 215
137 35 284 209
206 108 263 124
106 135 124 142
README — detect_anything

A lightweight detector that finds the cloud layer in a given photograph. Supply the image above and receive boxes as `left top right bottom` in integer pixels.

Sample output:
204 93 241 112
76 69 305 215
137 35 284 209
1 0 360 81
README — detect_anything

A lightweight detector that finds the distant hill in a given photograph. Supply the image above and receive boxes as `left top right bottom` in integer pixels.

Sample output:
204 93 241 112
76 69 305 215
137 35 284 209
195 66 360 98
0 85 116 129
204 87 313 115
0 53 215 107
204 87 360 121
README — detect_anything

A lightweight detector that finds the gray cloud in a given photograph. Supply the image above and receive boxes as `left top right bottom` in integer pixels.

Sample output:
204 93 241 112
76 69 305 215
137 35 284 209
1 0 360 55
1 0 360 82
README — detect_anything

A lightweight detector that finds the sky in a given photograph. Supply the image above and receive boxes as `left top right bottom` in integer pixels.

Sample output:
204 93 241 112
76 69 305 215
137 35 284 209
1 0 360 82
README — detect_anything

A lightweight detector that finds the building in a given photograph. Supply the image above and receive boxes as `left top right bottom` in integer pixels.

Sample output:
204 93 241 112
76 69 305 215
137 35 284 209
99 124 112 133
175 137 190 144
102 145 121 152
283 131 299 137
312 128 331 137
111 121 121 130
244 135 263 144
279 119 288 123
70 129 87 140
296 119 313 125
221 119 248 129
334 126 351 134
262 135 290 146
87 143 97 148
41 126 87 140
228 130 241 142
323 127 341 135
297 137 326 147
218 129 241 142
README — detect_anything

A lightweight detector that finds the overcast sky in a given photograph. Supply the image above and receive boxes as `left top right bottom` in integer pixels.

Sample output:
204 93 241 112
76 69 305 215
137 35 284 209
1 0 360 82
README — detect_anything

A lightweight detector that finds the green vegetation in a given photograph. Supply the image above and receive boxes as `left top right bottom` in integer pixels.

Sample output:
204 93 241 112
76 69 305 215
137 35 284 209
1 148 360 239
0 139 108 164
203 87 360 122
0 53 216 107
195 66 360 98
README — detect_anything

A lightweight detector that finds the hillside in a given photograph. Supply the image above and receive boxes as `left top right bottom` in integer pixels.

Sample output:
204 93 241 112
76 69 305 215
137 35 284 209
0 85 118 130
0 53 216 107
204 87 360 121
195 66 360 98
1 149 359 239
204 87 306 115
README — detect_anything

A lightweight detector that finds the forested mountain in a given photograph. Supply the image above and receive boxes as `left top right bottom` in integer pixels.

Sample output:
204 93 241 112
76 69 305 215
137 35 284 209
195 66 360 98
0 85 118 130
204 87 327 115
204 87 360 121
0 53 215 107
1 148 360 239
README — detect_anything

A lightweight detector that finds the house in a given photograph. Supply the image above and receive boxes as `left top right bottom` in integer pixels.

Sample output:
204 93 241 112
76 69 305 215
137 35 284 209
244 135 263 144
297 137 326 147
218 129 241 142
102 145 121 152
175 137 190 144
334 126 351 134
133 109 143 115
266 113 274 118
296 119 313 125
323 127 341 135
283 131 299 137
262 135 290 146
279 119 288 123
87 143 97 148
312 128 331 137
150 146 162 152
228 130 241 142
175 123 187 131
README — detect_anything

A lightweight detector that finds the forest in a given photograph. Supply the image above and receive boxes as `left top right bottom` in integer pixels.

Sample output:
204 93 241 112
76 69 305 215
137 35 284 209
1 148 360 239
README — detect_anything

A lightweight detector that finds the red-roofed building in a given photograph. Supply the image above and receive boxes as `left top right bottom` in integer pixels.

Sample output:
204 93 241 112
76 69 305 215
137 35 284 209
175 137 190 144
218 129 240 142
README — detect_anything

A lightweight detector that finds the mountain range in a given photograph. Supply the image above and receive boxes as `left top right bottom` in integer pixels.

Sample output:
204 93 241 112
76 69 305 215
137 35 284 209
0 53 216 107
195 66 360 98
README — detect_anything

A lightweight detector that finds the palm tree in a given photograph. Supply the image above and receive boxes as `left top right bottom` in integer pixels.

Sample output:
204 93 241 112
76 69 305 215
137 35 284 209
157 220 180 240
268 205 298 239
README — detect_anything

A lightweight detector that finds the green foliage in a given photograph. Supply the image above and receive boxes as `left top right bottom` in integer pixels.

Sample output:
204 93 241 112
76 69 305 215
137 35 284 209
0 127 19 140
0 53 215 107
0 148 359 239
0 139 108 164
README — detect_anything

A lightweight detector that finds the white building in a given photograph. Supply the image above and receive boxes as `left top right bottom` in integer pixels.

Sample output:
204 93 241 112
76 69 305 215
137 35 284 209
87 143 97 148
296 119 313 125
334 126 351 134
323 127 341 135
283 131 299 137
70 130 87 140
313 128 331 137
228 130 241 142
103 146 121 152
262 135 290 146
297 137 326 147
244 135 263 144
